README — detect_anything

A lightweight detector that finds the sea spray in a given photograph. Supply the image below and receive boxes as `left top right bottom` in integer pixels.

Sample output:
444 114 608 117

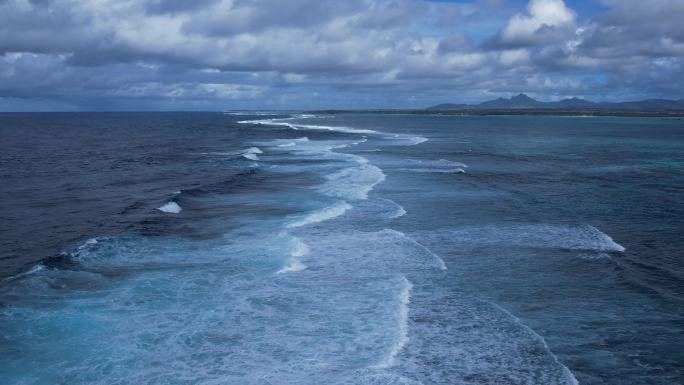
277 237 310 274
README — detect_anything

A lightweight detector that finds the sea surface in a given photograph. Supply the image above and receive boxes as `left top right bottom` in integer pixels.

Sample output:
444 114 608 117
1 112 683 385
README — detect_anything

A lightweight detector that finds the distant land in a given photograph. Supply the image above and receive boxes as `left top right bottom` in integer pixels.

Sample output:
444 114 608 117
317 94 684 117
427 93 684 112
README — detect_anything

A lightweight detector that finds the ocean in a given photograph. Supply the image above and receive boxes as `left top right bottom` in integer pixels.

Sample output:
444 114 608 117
1 112 683 384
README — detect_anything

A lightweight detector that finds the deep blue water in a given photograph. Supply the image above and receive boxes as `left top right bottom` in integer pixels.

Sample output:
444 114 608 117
1 112 683 384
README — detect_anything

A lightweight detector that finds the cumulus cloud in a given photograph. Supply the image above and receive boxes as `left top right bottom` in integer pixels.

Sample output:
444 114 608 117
497 0 576 46
0 0 682 110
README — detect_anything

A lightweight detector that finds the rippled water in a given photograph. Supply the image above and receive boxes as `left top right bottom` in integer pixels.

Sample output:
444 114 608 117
1 112 683 384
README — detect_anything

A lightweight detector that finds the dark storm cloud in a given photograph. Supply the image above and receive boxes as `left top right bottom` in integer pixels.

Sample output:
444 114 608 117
0 0 683 110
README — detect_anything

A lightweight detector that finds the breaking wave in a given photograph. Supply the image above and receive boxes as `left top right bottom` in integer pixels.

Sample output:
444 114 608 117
157 201 182 214
286 201 353 228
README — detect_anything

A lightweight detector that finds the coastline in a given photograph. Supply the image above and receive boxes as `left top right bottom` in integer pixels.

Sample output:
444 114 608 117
314 109 684 118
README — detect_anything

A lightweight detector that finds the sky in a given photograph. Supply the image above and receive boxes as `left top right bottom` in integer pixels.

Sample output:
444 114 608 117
0 0 683 111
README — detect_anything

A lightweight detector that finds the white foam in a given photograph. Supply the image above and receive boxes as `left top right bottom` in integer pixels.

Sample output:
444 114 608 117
4 264 45 281
224 111 278 116
489 302 580 385
241 146 263 160
245 147 263 154
400 159 468 174
384 134 429 146
579 252 612 261
386 229 447 270
390 206 407 219
407 136 428 145
238 119 297 130
283 141 344 158
157 201 182 214
531 225 625 252
291 238 310 257
242 153 259 160
254 111 279 115
238 115 327 131
78 237 100 250
239 114 433 156
587 225 626 252
424 159 467 167
286 201 352 228
446 224 625 252
384 199 407 219
261 137 309 148
374 277 412 369
277 238 310 274
399 167 466 174
240 113 376 134
203 147 264 161
277 259 307 274
295 124 378 135
319 164 386 201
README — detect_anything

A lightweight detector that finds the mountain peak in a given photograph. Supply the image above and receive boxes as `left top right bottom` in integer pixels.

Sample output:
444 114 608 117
427 94 684 111
511 93 534 101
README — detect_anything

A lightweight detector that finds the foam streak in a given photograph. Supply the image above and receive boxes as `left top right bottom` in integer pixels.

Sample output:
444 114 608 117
374 277 413 369
286 201 352 228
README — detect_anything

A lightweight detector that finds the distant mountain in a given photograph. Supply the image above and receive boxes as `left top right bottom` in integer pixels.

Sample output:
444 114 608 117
428 103 471 110
478 93 545 109
553 97 596 109
427 94 684 111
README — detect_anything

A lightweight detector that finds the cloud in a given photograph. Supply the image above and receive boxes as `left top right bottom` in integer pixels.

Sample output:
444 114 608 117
495 0 576 47
499 48 531 67
0 0 683 110
577 0 684 59
111 82 266 99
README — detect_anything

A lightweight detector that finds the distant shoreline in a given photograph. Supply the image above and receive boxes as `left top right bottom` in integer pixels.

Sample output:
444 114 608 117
314 109 684 118
1 110 683 118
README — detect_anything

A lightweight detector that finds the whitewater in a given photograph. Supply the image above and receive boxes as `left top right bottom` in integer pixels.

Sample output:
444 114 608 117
3 111 678 385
